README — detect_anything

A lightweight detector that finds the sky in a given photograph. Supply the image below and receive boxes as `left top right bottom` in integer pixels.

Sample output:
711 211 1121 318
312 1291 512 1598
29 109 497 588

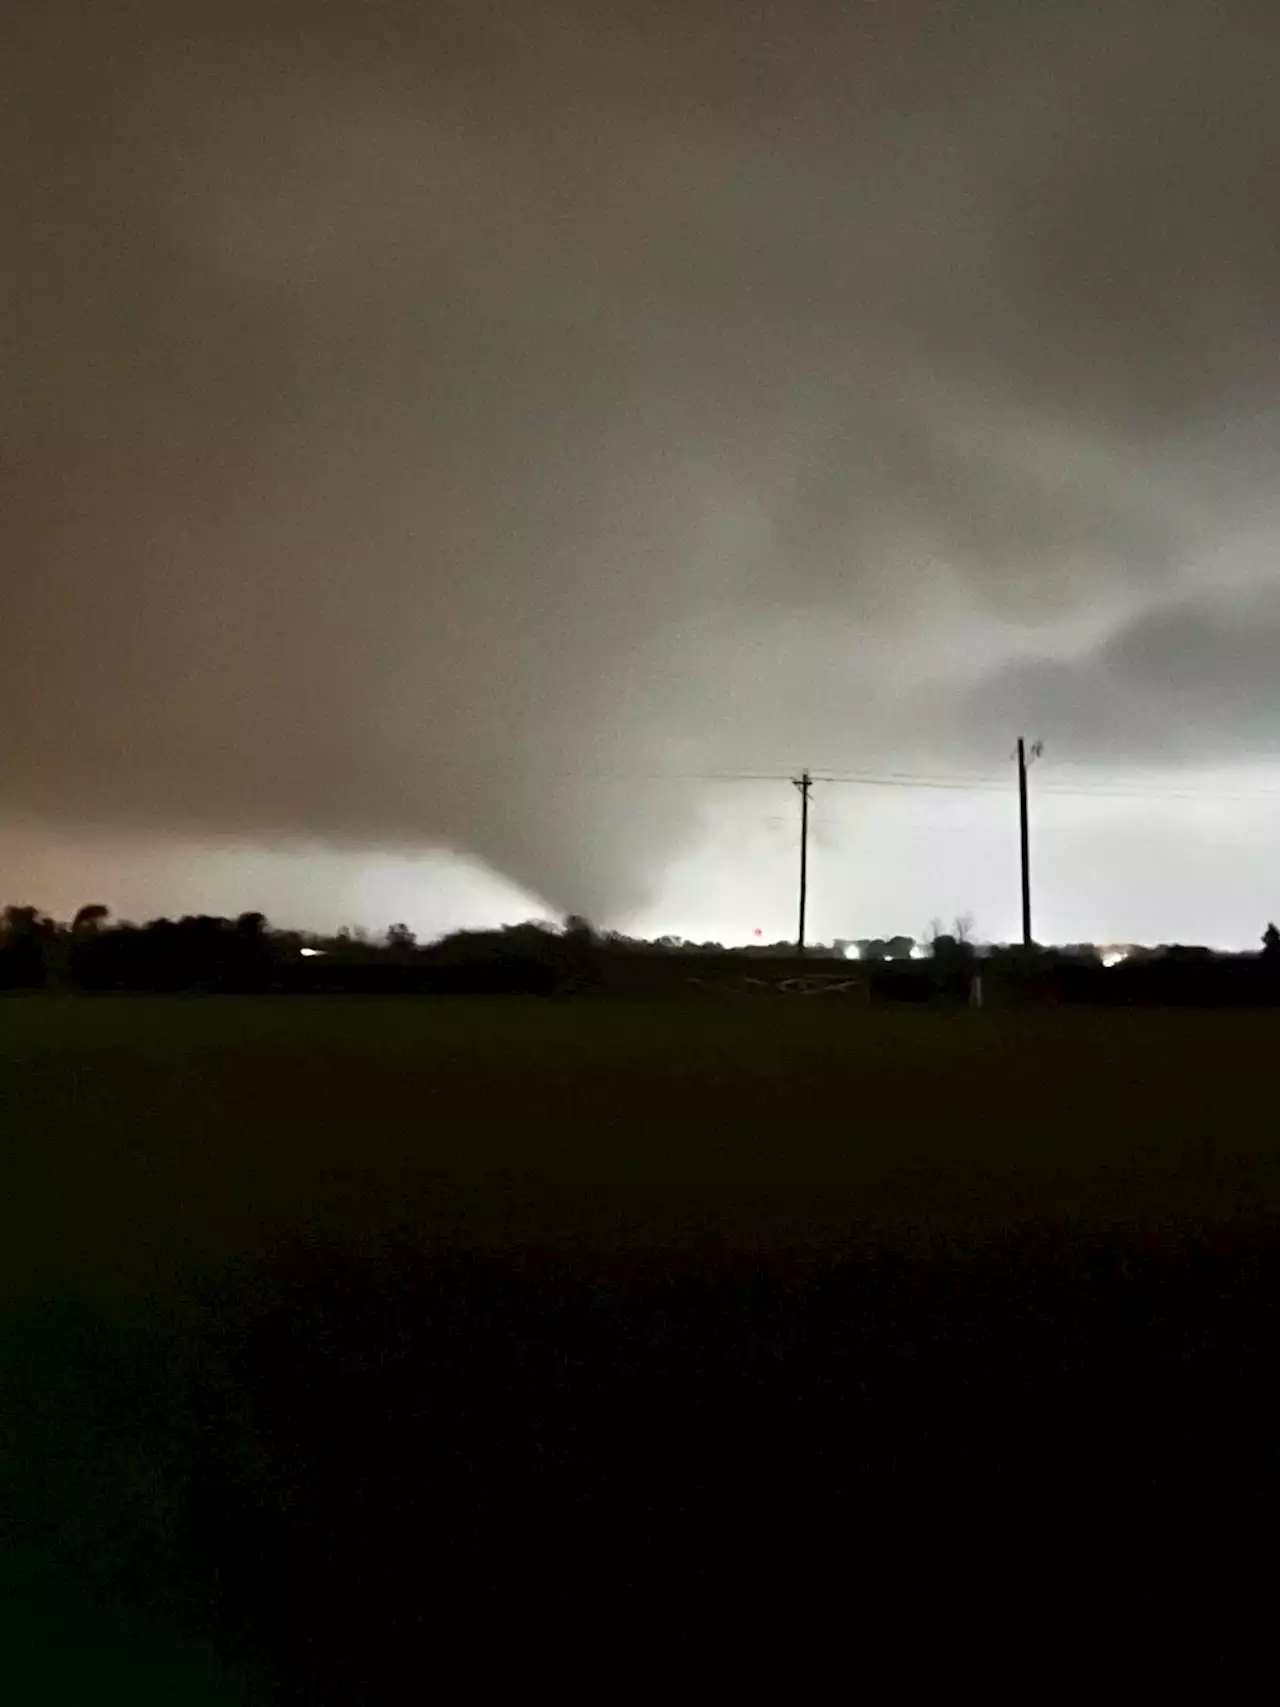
8 0 1280 948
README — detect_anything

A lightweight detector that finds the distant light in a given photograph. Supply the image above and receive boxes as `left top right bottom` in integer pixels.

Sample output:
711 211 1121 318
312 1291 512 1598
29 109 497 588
300 947 324 958
843 944 860 960
910 944 928 960
1101 950 1126 968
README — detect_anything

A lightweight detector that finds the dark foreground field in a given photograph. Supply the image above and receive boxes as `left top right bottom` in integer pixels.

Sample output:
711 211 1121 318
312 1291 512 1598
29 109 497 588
3 997 1279 1695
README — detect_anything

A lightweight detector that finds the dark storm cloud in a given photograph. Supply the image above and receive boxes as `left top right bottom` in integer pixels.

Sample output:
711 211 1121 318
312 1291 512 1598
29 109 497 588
7 1 1280 917
943 583 1280 765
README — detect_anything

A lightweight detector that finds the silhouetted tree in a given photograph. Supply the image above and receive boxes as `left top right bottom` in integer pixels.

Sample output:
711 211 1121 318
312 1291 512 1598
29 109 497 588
1263 922 1280 959
3 905 44 936
0 905 56 988
856 935 916 961
65 904 114 986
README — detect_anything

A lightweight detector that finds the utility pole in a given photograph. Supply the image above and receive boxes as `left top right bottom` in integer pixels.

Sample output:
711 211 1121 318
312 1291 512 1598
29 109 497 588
794 769 812 956
1016 738 1042 948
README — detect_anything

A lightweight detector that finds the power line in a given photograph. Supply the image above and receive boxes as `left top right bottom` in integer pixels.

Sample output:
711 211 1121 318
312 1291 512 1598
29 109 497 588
518 764 1280 803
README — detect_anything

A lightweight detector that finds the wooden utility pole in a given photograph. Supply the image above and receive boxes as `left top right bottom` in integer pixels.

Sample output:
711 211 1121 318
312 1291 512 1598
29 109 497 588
794 769 812 956
1017 738 1042 948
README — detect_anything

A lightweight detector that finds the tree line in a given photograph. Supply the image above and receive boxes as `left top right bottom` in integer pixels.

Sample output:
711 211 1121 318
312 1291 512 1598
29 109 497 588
2 902 1279 1002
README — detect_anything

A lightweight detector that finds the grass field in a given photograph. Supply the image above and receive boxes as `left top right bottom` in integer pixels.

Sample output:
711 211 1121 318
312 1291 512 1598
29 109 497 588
3 996 1279 1694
